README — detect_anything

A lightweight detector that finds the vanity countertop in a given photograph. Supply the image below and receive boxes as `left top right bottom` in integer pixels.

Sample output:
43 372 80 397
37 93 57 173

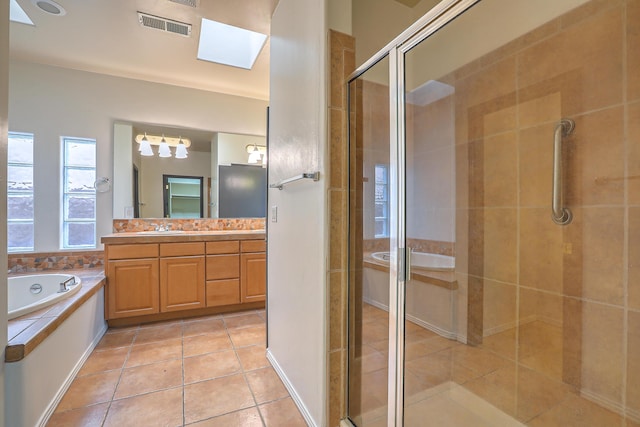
101 229 266 244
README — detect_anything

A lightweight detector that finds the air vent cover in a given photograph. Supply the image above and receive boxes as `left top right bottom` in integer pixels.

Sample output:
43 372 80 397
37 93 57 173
169 0 197 7
138 12 192 37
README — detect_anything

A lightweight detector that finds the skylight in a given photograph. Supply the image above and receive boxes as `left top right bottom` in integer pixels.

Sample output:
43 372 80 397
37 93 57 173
197 18 267 70
10 0 34 25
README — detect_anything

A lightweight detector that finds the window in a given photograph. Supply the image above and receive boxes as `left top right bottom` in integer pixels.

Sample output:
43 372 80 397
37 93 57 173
8 132 34 252
62 137 96 249
374 164 389 238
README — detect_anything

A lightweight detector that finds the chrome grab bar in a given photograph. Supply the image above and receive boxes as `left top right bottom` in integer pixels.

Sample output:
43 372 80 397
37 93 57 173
552 118 575 225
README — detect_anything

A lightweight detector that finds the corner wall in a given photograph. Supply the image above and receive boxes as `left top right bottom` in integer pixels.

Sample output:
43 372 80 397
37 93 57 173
267 0 328 425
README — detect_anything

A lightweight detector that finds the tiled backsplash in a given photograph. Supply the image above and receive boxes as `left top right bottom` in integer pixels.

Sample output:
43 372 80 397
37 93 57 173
112 218 266 232
9 251 104 274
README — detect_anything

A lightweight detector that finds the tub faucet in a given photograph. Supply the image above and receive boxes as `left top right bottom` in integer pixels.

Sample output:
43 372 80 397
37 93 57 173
58 277 75 293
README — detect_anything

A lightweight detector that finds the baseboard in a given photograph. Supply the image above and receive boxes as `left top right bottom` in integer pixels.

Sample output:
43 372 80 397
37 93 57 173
37 323 108 427
405 313 457 340
266 349 317 427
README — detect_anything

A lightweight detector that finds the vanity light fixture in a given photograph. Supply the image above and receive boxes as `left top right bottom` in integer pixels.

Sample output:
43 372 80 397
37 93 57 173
246 144 267 164
135 133 191 159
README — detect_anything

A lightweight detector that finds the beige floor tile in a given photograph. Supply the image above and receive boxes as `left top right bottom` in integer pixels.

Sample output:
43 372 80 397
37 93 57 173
46 403 109 427
259 397 306 427
228 325 266 348
134 323 183 345
55 370 121 412
104 388 183 427
114 359 183 399
126 338 182 368
187 407 263 427
184 350 241 384
95 329 136 350
183 317 226 337
183 332 233 357
245 367 289 404
78 347 129 376
527 393 623 427
184 374 255 424
236 345 270 371
223 313 264 330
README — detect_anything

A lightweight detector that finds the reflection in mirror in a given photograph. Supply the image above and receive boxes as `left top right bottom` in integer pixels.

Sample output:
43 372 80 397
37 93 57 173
113 122 267 219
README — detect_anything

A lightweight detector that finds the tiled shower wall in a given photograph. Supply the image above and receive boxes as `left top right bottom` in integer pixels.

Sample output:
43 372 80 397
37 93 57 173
448 0 640 419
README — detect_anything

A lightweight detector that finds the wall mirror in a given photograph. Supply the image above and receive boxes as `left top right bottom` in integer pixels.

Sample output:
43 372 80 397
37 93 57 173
113 122 267 219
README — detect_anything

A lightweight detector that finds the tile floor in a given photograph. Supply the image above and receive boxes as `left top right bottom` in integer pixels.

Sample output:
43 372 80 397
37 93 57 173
350 304 630 427
47 309 306 427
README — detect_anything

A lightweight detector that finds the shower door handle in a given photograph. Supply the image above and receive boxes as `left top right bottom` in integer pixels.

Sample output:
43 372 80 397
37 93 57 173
552 118 575 225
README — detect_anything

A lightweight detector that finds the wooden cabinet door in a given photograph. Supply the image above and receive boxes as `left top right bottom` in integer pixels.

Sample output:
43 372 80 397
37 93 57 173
240 253 266 303
107 258 159 319
160 256 205 312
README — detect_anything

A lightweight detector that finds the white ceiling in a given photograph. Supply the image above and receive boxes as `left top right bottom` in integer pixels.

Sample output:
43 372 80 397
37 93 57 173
9 0 279 100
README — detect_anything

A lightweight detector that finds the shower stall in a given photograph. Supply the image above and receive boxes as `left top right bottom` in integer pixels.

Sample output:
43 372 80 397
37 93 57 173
346 0 639 425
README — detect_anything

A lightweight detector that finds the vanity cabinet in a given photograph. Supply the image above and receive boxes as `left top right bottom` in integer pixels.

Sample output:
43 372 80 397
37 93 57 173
241 240 267 303
102 233 266 323
206 241 241 307
160 243 205 312
106 244 160 319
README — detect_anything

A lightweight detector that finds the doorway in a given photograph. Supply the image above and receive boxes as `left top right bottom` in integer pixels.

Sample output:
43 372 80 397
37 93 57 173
162 174 203 218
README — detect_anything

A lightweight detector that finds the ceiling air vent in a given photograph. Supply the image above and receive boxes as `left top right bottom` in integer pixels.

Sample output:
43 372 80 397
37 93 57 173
138 12 192 37
169 0 198 7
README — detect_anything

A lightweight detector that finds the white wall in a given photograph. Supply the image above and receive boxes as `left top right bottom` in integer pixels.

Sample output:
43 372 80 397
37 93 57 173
8 61 267 250
267 0 327 425
217 132 265 165
113 123 133 218
0 1 8 425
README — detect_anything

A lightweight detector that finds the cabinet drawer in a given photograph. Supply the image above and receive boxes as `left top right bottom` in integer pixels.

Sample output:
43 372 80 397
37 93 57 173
160 242 204 257
206 254 240 280
206 279 240 307
206 240 239 255
108 244 159 260
241 240 266 253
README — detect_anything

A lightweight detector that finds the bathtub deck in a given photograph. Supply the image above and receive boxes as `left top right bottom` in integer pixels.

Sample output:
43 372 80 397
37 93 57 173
5 269 106 362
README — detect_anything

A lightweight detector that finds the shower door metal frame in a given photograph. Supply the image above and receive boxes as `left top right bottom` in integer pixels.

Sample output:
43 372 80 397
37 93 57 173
346 0 480 425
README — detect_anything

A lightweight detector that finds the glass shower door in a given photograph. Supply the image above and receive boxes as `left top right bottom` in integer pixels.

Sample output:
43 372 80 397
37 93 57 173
347 55 394 427
399 0 637 425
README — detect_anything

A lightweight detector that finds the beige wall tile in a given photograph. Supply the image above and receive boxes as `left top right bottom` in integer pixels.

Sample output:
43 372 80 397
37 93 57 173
565 107 625 207
483 132 518 207
630 207 640 310
519 123 555 208
518 92 561 129
629 102 640 205
329 271 346 351
518 8 623 116
516 366 572 422
581 301 624 404
483 279 516 335
627 310 640 414
519 208 564 293
483 208 518 284
627 0 640 101
567 207 624 305
329 108 346 190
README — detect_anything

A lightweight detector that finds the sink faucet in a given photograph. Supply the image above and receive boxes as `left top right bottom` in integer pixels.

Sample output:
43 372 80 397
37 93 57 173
154 222 171 232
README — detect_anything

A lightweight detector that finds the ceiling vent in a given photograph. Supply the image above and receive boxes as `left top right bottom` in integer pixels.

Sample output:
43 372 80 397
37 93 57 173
169 0 198 7
138 12 192 37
